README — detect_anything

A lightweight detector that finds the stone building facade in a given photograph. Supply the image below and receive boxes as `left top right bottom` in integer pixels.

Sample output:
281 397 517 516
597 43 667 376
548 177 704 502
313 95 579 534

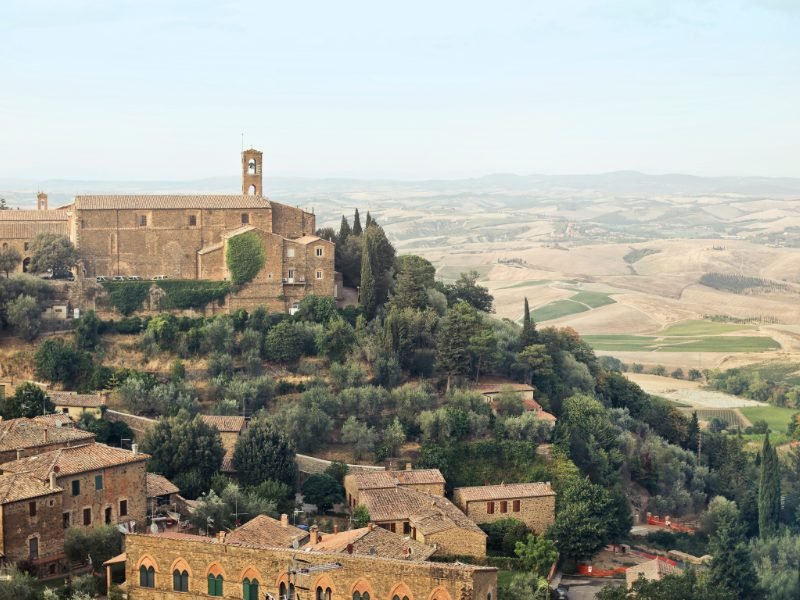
452 482 556 534
116 530 497 600
0 472 65 577
0 442 148 531
344 467 446 508
0 149 336 312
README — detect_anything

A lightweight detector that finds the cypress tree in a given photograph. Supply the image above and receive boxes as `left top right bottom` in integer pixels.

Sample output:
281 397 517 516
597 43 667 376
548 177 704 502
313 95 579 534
359 233 376 319
338 215 351 244
708 504 758 597
758 432 781 537
523 296 531 328
365 211 374 227
687 412 700 453
519 296 538 348
352 209 363 236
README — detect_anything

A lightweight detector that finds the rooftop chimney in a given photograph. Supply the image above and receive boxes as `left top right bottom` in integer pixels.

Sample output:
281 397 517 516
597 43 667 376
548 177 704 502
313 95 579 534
367 523 374 532
333 524 339 534
43 427 48 443
405 462 412 471
217 531 226 543
132 443 138 456
16 448 22 460
49 471 57 490
281 513 289 528
310 525 319 545
346 543 354 554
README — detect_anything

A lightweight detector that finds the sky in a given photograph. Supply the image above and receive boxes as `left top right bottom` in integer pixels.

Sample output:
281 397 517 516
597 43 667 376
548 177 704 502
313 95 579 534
1 0 799 180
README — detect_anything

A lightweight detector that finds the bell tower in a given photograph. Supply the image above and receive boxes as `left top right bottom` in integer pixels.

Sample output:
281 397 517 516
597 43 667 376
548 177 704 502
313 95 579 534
242 148 263 196
37 192 48 210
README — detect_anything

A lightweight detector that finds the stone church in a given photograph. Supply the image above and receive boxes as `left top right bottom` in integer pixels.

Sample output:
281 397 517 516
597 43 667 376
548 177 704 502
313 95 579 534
0 149 336 312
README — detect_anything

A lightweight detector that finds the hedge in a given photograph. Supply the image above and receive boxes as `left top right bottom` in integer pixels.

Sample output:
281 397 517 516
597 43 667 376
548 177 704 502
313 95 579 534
226 231 265 285
102 282 150 315
155 280 230 310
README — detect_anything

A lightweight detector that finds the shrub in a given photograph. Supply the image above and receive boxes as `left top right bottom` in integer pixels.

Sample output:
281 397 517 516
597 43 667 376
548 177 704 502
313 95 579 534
156 280 230 309
103 281 149 315
226 231 265 285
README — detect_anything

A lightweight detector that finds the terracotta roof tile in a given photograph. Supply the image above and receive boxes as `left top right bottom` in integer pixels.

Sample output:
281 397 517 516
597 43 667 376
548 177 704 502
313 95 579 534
0 417 94 453
74 195 270 210
226 515 309 548
0 442 148 480
453 482 555 502
351 469 445 490
0 210 69 221
50 392 106 409
0 472 62 503
220 450 237 473
0 222 70 238
146 473 180 498
305 526 436 560
201 416 246 433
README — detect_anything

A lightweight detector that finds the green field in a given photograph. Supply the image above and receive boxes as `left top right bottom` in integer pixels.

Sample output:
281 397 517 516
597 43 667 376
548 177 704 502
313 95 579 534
571 291 616 308
584 334 780 353
498 279 552 290
740 406 797 435
659 320 755 336
532 299 589 322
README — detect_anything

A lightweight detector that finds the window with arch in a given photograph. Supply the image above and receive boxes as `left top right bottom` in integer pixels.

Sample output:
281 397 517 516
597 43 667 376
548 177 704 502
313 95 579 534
173 568 189 592
243 577 259 600
139 566 155 588
207 573 223 596
2 243 7 250
316 587 332 600
280 582 287 599
247 185 257 195
392 595 410 600
353 593 371 600
248 158 257 174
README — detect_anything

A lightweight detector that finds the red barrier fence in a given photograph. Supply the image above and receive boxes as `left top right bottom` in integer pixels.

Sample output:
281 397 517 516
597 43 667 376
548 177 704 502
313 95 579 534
646 512 697 533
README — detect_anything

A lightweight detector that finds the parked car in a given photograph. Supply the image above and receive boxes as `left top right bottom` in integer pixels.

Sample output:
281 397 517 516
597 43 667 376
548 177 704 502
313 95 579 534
96 275 108 282
152 274 168 280
112 275 126 281
52 269 75 281
127 275 142 281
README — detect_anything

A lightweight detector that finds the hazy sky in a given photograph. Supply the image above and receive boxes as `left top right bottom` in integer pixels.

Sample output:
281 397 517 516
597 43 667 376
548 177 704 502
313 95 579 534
1 0 799 180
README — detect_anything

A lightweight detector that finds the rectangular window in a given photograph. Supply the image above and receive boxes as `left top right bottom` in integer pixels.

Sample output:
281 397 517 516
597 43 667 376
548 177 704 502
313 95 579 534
29 501 37 517
241 213 250 224
83 507 92 526
139 215 147 227
487 501 495 514
188 215 197 226
287 247 295 258
119 499 128 516
316 270 323 280
62 407 69 414
403 522 411 535
71 480 80 496
105 506 112 524
390 523 396 533
95 474 103 490
315 247 323 257
63 512 70 529
513 500 521 512
500 501 508 513
288 269 295 280
29 537 38 559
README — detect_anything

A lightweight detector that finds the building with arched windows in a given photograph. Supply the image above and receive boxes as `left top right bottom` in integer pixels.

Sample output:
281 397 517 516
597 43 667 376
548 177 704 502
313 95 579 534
111 530 497 600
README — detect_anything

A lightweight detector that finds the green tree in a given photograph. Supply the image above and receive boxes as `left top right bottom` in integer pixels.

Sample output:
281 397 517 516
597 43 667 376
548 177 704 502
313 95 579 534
191 482 276 531
1 381 54 418
519 296 538 348
64 525 123 567
140 412 224 498
338 215 352 244
233 417 296 488
0 246 21 277
548 477 617 561
352 208 363 235
295 295 338 324
74 309 102 351
514 344 553 386
0 566 39 600
359 236 377 318
341 416 377 460
264 320 303 363
687 411 700 452
707 500 758 598
28 233 79 274
6 293 41 340
500 573 552 600
469 324 499 383
758 431 781 537
515 534 558 577
301 473 344 513
448 270 494 312
225 231 265 285
382 417 406 458
352 504 371 528
34 338 91 387
436 302 481 392
251 479 295 515
316 317 355 362
391 256 432 310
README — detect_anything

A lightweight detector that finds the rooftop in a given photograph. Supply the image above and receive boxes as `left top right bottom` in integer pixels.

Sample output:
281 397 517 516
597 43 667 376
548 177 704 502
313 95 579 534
0 210 69 221
220 450 236 474
200 415 247 433
474 378 535 394
453 482 556 502
0 417 94 453
73 195 270 211
0 442 148 480
350 469 445 490
626 557 681 583
226 515 308 548
305 526 436 561
50 392 106 409
146 473 180 499
0 472 62 504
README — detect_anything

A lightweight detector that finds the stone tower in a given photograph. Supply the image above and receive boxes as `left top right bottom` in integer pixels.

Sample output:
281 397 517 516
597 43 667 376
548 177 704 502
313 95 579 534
241 148 263 196
37 191 48 210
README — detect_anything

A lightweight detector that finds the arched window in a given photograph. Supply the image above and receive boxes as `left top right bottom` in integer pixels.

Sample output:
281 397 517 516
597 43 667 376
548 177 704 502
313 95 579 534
393 596 410 600
354 593 371 600
317 587 332 600
22 257 30 273
208 573 224 596
280 582 287 599
173 569 189 592
243 577 259 600
248 158 256 174
248 184 257 195
139 566 155 588
2 243 7 250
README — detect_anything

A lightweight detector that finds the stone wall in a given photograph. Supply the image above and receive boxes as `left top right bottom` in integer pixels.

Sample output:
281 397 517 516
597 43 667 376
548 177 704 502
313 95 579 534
0 490 64 565
458 495 556 534
422 528 487 560
270 202 315 239
123 532 496 600
104 410 156 440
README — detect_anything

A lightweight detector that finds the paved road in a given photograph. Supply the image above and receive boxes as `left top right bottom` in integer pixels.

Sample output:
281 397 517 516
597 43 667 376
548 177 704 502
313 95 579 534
558 577 623 600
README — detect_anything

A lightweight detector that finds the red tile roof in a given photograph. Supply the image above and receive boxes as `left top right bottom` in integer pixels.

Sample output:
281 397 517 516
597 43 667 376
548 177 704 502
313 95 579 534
0 417 94 453
350 469 445 490
0 472 62 504
146 473 180 498
74 195 270 210
0 210 69 221
226 515 308 548
453 482 555 502
305 526 436 560
0 442 148 480
201 415 246 433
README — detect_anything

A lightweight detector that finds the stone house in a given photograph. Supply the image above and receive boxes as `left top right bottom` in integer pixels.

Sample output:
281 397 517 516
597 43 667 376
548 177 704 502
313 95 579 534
304 522 437 561
50 391 107 420
145 473 180 510
0 416 95 464
474 378 557 422
0 471 65 577
225 513 309 548
344 467 446 509
452 482 556 534
626 557 681 587
357 486 487 558
109 529 496 600
200 415 246 453
0 442 148 531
